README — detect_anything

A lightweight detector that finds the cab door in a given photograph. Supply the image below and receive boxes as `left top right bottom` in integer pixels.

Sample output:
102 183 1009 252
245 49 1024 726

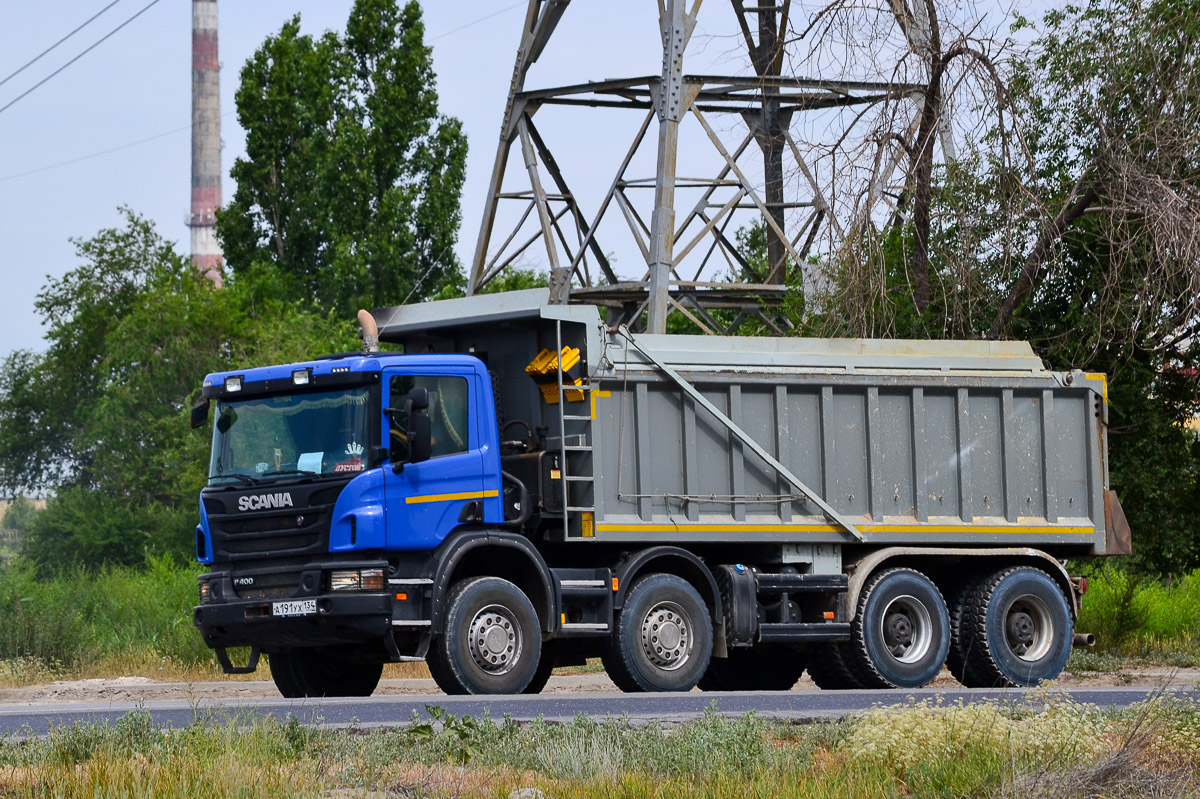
382 368 486 551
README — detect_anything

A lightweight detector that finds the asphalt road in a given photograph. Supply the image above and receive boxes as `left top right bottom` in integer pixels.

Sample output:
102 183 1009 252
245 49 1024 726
2 686 1195 737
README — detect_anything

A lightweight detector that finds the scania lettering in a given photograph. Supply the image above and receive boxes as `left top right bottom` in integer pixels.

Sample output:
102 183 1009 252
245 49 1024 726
192 291 1129 697
238 494 295 512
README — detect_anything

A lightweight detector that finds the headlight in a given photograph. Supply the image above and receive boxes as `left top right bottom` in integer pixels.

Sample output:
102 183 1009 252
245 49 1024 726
224 375 243 392
330 570 361 591
198 580 211 603
329 568 385 591
360 568 384 591
292 369 311 386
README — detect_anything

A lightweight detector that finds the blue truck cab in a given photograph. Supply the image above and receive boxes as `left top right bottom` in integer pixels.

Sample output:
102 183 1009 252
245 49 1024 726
192 351 548 694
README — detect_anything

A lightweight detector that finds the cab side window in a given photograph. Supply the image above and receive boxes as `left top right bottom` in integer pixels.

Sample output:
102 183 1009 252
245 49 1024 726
390 375 470 460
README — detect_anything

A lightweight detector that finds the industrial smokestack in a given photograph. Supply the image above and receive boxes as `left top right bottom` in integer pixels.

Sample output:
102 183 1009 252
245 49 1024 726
189 0 223 285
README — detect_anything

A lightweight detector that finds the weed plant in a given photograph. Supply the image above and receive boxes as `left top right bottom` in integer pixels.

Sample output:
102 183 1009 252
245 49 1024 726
6 554 1200 686
2 698 1199 798
1074 565 1200 665
0 555 209 684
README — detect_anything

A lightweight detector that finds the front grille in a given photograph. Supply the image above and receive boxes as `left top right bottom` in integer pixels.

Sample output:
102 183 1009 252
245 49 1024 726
203 482 347 564
232 570 302 600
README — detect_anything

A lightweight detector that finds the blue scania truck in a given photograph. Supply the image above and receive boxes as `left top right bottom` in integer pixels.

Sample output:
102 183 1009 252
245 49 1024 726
192 290 1128 696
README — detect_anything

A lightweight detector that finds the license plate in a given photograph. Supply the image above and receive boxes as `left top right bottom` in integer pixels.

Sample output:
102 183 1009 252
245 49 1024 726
272 599 317 617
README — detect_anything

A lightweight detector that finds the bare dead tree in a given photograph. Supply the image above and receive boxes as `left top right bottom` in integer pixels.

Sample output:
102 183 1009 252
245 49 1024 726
775 0 1199 361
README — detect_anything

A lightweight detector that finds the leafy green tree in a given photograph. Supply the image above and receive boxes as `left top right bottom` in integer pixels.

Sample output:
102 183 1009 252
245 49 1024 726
218 0 468 317
0 210 357 573
1 497 38 532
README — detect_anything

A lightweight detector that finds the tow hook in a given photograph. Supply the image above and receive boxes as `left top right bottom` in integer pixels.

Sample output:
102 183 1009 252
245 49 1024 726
215 646 261 675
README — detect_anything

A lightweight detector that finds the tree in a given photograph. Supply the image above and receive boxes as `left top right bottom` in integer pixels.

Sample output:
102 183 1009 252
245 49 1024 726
218 0 468 317
1 498 38 532
0 210 357 573
795 0 1200 572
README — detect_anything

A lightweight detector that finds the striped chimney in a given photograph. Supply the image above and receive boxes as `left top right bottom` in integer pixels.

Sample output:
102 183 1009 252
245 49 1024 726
189 0 223 285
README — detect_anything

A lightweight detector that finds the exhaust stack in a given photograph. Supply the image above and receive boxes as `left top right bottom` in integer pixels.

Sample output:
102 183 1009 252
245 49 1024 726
358 310 380 354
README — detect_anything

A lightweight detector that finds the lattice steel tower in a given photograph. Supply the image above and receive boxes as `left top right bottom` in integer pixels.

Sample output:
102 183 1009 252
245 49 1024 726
469 0 912 333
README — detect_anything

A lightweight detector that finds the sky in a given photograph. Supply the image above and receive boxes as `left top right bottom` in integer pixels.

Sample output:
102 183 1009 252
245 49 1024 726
0 0 1047 358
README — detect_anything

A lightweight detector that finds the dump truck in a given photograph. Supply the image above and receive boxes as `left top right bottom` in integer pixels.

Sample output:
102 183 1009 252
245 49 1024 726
191 289 1130 696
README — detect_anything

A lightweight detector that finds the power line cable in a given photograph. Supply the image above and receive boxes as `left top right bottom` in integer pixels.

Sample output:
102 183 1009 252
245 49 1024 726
1 1 525 179
0 0 163 116
0 110 237 184
429 1 525 41
0 0 124 89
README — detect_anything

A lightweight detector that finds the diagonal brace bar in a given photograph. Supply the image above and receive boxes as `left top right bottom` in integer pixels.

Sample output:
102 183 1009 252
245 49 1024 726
615 327 866 541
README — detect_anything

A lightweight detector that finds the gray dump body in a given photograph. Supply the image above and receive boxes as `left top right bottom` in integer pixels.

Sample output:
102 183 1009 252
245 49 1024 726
376 289 1116 556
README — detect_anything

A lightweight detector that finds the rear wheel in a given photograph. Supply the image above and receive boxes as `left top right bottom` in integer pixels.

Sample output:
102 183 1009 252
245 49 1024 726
946 576 979 684
602 574 712 693
427 576 541 695
957 567 1072 687
698 647 806 691
268 650 382 698
844 568 950 689
806 642 867 690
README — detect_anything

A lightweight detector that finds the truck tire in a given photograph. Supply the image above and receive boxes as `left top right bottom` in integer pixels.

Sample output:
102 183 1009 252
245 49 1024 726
427 576 542 695
957 567 1072 687
522 643 558 694
268 650 382 697
697 647 806 691
845 568 950 689
806 642 867 689
945 577 979 684
602 573 713 693
268 652 303 698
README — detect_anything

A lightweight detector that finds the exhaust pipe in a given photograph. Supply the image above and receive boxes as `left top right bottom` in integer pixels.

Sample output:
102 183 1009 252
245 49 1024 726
1073 633 1096 648
357 309 379 354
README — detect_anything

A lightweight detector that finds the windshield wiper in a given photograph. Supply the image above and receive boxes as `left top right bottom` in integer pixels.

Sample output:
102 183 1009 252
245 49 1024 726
257 469 321 480
208 473 259 485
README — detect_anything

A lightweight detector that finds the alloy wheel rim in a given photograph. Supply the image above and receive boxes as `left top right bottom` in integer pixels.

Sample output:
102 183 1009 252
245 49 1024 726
468 603 522 675
640 601 693 671
1004 593 1053 662
878 594 934 664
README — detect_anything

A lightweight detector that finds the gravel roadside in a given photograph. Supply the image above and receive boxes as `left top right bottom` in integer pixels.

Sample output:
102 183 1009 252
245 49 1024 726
2 667 1196 705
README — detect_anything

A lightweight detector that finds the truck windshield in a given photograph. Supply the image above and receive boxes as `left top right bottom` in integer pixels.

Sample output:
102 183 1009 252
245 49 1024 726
208 386 372 485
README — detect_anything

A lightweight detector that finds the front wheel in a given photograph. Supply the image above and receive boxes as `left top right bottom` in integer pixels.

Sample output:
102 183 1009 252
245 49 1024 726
602 573 712 693
956 567 1072 687
268 650 383 698
427 576 542 695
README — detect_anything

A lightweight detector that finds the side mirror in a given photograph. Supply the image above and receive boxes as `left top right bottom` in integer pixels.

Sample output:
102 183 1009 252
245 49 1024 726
407 386 429 411
405 389 432 464
191 399 210 429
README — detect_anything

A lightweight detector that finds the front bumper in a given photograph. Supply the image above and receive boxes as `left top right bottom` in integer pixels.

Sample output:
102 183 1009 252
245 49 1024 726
194 592 393 650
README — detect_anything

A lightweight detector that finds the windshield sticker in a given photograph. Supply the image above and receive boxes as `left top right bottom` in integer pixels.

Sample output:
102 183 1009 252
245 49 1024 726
335 440 365 473
297 452 323 473
255 462 269 474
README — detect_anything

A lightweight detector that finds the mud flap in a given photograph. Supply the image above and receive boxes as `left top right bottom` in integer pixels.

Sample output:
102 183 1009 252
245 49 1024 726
1103 490 1133 555
215 646 261 675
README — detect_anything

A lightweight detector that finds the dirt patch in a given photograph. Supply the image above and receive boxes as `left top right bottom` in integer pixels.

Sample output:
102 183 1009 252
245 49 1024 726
1 667 1195 706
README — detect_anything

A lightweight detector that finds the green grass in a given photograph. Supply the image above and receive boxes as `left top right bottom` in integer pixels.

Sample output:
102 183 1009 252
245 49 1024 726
4 554 1200 686
0 555 214 684
1 698 1199 798
1074 565 1200 665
